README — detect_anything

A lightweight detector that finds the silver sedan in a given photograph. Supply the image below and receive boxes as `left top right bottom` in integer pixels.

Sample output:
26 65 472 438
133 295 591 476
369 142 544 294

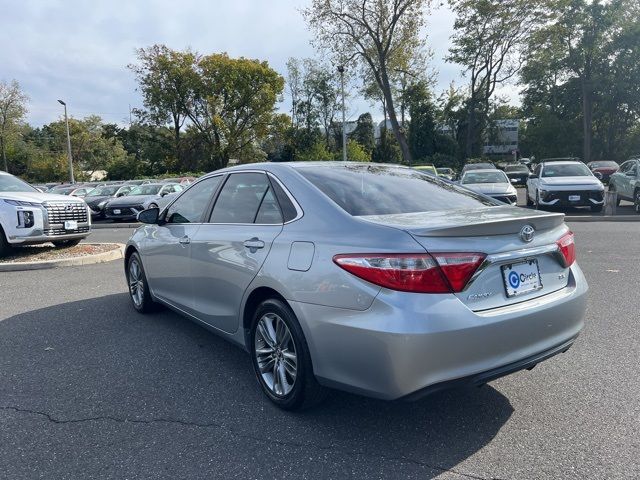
125 162 587 410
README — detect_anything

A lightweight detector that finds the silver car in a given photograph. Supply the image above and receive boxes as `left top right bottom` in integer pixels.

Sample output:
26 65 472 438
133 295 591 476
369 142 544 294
460 169 518 205
125 162 587 410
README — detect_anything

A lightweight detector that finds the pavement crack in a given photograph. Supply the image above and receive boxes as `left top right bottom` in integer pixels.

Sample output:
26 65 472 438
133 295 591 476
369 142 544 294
1 405 494 479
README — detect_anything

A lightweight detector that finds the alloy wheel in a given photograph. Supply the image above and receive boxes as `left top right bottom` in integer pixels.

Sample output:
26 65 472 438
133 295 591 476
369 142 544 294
254 313 297 396
128 257 144 308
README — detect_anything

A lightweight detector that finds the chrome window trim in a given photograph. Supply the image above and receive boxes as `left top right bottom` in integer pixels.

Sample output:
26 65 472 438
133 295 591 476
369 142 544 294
462 243 563 292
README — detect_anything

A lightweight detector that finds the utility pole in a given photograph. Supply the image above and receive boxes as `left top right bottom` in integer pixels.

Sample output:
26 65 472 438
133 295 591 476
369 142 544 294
337 65 347 162
57 99 74 183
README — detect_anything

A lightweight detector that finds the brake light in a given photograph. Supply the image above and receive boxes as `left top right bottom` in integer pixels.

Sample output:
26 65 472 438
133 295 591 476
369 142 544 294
333 252 486 294
556 231 576 267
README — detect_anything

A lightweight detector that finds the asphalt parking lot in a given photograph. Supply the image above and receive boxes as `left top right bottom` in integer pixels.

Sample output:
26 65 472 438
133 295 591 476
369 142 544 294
1 224 639 479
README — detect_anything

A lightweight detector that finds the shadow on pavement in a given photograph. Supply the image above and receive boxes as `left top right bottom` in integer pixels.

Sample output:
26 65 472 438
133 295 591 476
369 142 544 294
0 293 513 478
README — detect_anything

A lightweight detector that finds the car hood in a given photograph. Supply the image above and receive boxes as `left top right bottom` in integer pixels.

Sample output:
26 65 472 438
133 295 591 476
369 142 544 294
539 176 602 187
0 191 86 204
462 183 516 195
107 194 158 206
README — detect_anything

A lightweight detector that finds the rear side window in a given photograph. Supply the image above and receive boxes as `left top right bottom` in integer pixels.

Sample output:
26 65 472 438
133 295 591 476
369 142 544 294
271 179 298 222
210 173 278 224
297 165 497 216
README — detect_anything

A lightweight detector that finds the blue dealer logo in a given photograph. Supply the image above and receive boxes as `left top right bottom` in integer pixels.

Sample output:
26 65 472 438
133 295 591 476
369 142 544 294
509 271 521 289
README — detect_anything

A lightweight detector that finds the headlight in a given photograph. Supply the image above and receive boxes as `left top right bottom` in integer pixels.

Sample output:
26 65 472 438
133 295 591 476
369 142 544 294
17 210 35 228
4 199 42 207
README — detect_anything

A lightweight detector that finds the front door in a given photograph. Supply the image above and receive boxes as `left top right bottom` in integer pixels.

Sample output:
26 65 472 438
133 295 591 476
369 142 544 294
190 172 284 333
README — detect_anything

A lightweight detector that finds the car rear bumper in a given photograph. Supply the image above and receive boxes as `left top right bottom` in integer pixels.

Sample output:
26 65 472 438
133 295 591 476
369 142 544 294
291 263 587 400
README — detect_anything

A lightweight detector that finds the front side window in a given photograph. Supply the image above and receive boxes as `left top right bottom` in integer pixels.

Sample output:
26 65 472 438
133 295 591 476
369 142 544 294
210 173 282 224
297 164 497 217
165 176 222 224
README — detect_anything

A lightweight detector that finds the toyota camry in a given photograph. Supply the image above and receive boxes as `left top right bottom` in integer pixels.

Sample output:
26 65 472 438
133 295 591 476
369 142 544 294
124 162 587 410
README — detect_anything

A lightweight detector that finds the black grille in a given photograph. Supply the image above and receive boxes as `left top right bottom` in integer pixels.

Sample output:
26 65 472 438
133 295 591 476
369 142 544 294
43 226 90 236
543 190 604 203
106 205 143 216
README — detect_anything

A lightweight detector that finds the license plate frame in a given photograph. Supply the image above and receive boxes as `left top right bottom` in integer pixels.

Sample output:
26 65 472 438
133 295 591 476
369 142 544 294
64 220 78 231
501 259 543 298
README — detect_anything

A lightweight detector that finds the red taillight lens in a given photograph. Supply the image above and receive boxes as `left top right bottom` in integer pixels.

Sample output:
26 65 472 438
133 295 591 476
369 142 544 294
556 231 576 267
333 252 486 294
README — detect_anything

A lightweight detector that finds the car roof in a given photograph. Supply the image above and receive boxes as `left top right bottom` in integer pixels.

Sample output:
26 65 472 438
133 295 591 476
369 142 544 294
463 169 504 174
541 160 584 166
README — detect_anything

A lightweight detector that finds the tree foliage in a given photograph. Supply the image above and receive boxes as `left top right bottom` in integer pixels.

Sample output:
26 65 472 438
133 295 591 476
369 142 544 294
0 79 29 172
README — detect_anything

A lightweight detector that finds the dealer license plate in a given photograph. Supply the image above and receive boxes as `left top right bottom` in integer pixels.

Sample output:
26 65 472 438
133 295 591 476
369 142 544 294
113 209 121 215
64 220 78 231
502 259 543 298
568 195 581 201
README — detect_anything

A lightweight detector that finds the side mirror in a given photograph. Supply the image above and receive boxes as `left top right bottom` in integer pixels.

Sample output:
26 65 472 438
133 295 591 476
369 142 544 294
138 207 159 224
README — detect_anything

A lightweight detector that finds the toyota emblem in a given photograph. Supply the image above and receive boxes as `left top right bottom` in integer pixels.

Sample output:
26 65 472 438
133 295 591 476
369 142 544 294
520 225 535 243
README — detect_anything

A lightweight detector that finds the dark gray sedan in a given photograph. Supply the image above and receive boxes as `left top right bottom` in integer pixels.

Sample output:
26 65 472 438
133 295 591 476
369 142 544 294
124 163 587 410
105 183 183 221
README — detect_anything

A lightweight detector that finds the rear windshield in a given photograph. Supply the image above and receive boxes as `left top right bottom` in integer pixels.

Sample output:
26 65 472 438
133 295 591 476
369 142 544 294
297 165 497 216
590 161 618 168
87 186 119 196
505 165 529 172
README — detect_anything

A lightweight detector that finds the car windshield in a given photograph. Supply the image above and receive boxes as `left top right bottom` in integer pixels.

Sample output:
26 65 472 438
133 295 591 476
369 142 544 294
0 174 38 192
129 185 162 195
505 165 529 172
590 161 618 168
542 163 592 177
462 171 509 184
297 164 497 216
437 168 452 174
87 186 119 196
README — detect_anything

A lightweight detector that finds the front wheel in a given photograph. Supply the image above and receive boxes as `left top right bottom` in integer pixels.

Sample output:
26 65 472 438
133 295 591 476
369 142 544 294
126 251 157 313
53 239 82 248
0 226 12 258
635 190 640 214
250 299 327 411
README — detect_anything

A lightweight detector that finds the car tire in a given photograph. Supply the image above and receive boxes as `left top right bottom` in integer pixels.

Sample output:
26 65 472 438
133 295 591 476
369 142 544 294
53 239 82 248
534 191 540 210
526 188 533 207
249 298 327 411
126 251 157 313
0 225 12 258
635 190 640 214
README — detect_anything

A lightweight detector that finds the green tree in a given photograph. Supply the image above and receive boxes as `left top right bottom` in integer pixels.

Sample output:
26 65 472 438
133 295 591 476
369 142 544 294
129 45 196 161
304 0 432 164
0 79 28 172
350 113 375 154
344 139 371 162
184 53 284 170
448 0 545 158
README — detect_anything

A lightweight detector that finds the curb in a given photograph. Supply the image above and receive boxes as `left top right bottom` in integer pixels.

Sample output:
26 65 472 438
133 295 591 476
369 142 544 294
92 223 139 229
0 243 125 272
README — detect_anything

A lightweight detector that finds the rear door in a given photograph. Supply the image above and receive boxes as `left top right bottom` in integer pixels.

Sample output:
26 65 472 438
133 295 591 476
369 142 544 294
190 172 283 333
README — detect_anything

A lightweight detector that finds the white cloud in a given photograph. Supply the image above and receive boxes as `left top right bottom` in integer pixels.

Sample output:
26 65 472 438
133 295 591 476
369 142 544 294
0 0 502 126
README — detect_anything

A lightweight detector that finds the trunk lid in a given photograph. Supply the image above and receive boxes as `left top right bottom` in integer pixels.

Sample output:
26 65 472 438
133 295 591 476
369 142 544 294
360 206 570 311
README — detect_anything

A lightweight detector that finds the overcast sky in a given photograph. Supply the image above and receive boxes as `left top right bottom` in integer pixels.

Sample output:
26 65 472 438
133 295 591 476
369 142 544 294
1 0 485 127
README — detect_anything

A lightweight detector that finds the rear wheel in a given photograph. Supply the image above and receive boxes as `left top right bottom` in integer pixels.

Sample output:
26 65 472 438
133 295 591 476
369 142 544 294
53 239 82 248
126 251 157 313
0 226 12 258
250 299 327 411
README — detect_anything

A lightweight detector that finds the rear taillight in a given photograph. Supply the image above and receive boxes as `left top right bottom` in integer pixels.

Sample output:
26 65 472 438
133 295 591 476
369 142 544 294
333 252 486 294
556 231 576 267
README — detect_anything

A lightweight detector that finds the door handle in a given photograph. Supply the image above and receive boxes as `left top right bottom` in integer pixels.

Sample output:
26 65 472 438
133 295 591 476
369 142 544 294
243 238 265 250
179 235 191 245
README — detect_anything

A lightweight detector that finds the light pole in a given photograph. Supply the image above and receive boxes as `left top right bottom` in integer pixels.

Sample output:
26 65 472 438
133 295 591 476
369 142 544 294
337 65 347 162
57 99 74 183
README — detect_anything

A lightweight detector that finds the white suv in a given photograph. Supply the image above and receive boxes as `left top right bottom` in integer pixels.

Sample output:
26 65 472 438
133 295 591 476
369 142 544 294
526 160 605 212
0 171 91 257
